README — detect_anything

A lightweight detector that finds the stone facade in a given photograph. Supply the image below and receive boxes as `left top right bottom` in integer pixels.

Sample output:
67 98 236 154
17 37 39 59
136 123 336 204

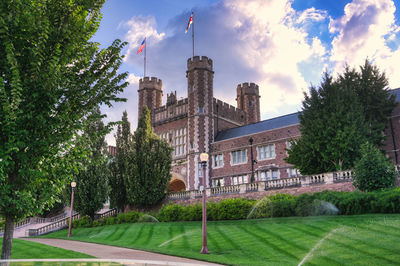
135 55 400 192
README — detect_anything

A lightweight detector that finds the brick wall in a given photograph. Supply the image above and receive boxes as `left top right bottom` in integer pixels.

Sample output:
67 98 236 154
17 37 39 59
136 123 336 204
383 103 400 164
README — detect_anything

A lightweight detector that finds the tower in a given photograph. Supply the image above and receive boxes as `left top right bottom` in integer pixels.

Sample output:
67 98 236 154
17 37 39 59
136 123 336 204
236 82 260 125
186 56 214 190
138 77 163 121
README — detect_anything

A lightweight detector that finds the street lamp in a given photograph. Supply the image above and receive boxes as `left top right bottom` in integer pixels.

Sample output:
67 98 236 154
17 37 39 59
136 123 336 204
68 181 76 238
199 152 210 254
249 138 255 183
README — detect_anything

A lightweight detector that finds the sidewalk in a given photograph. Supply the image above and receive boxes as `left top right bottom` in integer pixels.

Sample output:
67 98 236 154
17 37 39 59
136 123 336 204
25 238 222 265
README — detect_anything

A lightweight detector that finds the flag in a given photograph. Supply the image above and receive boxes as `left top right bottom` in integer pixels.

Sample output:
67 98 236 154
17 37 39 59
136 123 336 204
137 38 146 54
185 13 193 33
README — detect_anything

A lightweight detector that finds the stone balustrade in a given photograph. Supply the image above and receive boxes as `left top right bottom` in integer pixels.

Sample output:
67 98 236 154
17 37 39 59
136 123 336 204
168 170 349 201
167 165 400 201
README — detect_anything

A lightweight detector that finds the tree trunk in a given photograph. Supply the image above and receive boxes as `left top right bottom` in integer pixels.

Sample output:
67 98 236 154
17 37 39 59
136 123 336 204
1 215 14 260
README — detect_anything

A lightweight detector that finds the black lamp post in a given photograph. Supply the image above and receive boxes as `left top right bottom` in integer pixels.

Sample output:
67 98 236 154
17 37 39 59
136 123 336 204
249 138 255 183
68 181 76 238
199 152 210 254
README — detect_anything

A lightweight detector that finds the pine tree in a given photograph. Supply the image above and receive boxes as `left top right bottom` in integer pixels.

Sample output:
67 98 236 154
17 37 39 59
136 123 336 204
108 111 131 212
126 107 173 208
286 73 368 174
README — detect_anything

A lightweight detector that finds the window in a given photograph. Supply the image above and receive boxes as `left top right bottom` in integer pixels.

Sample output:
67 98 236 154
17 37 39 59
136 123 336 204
257 144 275 160
288 168 299 177
248 101 252 107
213 154 223 168
231 150 247 165
212 178 225 187
198 162 203 178
231 175 248 185
173 128 186 157
259 169 279 181
199 106 203 113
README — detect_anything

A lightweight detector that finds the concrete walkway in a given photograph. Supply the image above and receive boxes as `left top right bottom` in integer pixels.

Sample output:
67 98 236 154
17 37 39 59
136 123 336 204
25 238 222 265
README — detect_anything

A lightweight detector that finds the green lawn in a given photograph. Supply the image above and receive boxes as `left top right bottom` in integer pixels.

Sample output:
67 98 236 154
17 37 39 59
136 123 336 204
0 238 93 259
42 214 400 265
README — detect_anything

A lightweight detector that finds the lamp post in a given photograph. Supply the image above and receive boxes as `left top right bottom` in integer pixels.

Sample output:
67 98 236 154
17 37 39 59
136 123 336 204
68 181 76 238
199 152 210 254
249 137 255 183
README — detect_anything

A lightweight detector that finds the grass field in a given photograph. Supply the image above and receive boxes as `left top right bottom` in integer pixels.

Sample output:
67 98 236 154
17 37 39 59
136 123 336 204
0 238 93 259
42 214 400 265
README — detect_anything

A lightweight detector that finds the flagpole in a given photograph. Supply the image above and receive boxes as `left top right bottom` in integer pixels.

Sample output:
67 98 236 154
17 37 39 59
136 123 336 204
144 37 147 77
192 12 195 58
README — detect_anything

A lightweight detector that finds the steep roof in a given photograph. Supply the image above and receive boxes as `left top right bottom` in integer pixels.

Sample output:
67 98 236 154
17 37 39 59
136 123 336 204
391 88 400 102
215 112 300 142
214 88 400 142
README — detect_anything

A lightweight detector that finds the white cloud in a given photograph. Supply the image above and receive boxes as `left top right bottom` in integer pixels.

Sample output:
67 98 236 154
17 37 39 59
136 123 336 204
329 0 400 88
297 7 328 23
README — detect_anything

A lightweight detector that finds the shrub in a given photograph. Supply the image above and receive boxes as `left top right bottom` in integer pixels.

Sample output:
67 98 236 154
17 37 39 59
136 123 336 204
295 193 317 216
268 194 296 217
246 197 273 219
157 204 185 222
207 198 255 221
353 142 397 192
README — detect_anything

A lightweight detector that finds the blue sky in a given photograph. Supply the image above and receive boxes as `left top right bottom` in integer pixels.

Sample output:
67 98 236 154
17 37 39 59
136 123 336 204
95 0 400 145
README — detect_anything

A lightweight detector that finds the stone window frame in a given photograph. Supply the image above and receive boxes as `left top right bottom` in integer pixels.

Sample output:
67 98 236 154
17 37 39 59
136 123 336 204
287 168 300 178
212 178 225 187
230 149 247 165
173 127 186 157
213 154 224 169
257 144 276 161
231 174 248 185
258 169 279 181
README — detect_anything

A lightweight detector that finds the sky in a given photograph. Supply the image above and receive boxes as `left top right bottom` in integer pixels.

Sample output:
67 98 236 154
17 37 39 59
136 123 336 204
94 0 400 145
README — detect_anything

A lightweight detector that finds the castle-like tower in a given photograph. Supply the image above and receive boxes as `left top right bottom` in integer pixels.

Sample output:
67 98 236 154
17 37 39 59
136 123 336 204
236 82 260 125
138 77 163 117
186 56 214 189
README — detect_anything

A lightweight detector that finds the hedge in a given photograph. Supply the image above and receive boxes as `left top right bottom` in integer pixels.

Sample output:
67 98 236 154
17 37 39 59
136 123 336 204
71 188 400 228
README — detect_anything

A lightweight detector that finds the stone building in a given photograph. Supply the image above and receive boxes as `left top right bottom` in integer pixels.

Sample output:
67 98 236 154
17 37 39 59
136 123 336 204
136 55 400 192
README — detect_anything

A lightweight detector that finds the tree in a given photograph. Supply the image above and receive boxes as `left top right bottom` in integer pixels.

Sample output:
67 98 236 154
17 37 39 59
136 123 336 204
64 107 109 221
286 73 368 174
126 107 173 209
0 0 127 259
286 61 396 175
353 142 397 192
108 111 131 212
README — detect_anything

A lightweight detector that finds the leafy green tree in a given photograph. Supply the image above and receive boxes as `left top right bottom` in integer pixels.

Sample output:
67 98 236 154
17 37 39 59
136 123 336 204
286 61 396 175
126 107 173 209
64 107 109 221
108 111 131 212
0 0 127 259
353 142 397 192
286 73 368 174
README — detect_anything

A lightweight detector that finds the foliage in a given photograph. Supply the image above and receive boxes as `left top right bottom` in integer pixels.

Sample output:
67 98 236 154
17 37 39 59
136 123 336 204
72 211 140 228
286 73 368 174
108 111 131 212
64 107 110 220
286 61 396 174
0 0 127 258
353 142 398 192
126 107 173 208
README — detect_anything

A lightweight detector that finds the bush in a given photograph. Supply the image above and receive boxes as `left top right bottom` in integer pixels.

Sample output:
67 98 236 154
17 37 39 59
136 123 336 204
208 198 255 221
116 211 140 224
157 204 185 222
353 142 397 192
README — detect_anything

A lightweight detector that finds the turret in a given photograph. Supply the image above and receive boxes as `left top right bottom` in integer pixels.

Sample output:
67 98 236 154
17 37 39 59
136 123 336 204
138 77 163 120
186 56 214 190
236 82 260 125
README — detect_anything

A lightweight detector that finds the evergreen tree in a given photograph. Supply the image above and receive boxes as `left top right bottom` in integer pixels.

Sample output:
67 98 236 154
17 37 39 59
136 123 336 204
286 73 368 174
64 107 109 221
353 142 397 192
108 111 130 212
344 61 397 147
126 107 173 208
0 0 127 258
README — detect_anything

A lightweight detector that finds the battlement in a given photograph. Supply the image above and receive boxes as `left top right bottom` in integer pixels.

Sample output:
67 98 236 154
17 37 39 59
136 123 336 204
139 76 162 91
237 82 259 95
187 56 213 71
213 98 246 124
